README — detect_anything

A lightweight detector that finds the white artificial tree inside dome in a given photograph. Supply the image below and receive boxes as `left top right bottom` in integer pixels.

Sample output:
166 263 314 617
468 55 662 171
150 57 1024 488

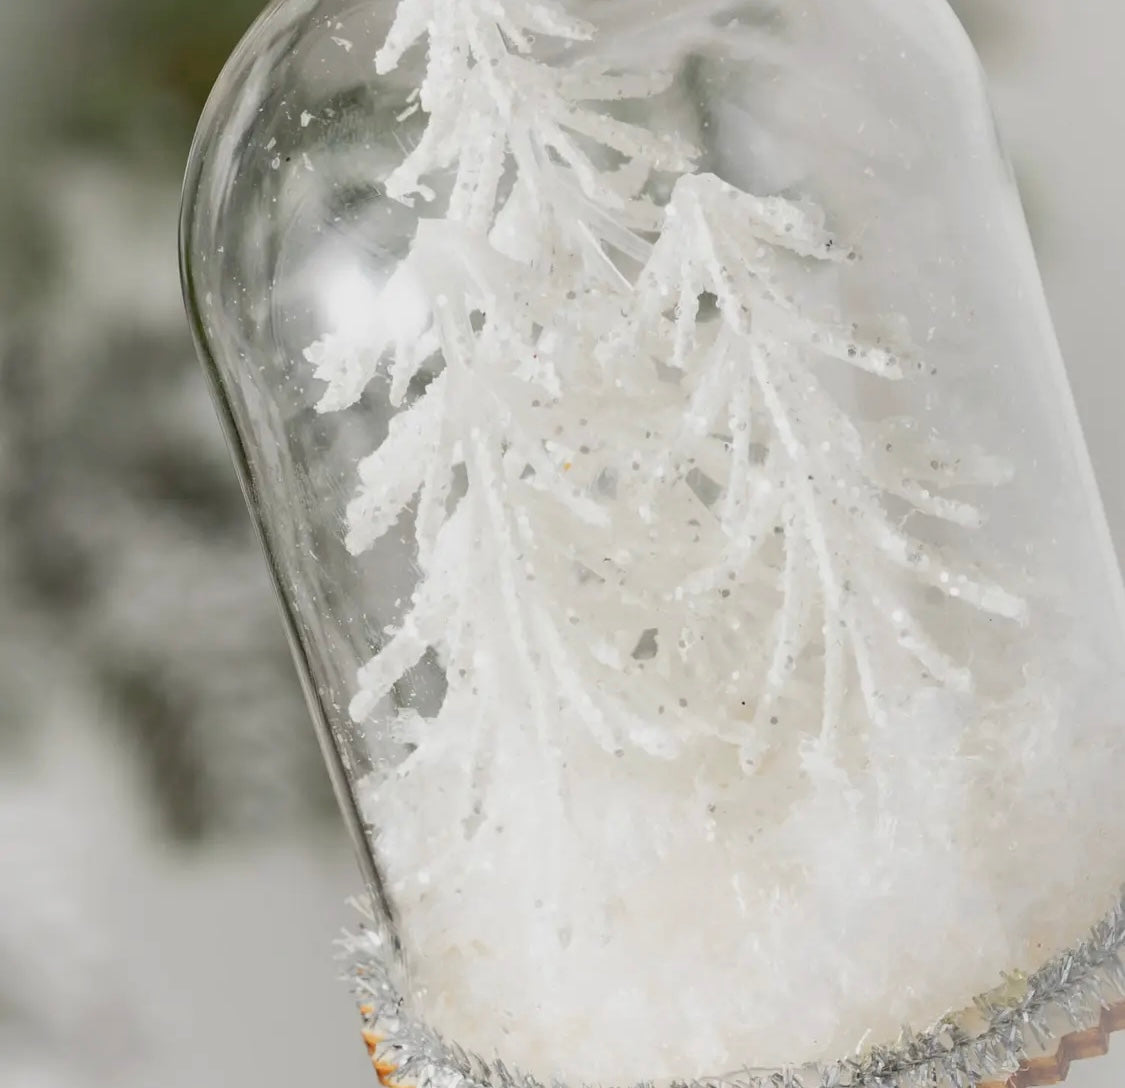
181 0 1125 1085
294 0 1125 1080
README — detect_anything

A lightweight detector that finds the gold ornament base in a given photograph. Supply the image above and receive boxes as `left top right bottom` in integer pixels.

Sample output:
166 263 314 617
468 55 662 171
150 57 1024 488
355 1002 1125 1088
980 1003 1125 1088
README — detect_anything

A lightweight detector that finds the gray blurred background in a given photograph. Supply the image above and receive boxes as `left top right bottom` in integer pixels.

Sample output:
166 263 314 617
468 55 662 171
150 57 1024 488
0 2 1122 1085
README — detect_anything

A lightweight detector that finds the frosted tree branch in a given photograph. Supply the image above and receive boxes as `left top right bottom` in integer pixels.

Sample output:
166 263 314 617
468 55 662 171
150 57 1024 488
308 0 1028 920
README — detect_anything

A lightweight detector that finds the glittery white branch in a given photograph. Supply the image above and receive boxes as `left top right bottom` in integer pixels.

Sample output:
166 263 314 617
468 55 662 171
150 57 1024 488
603 171 1025 757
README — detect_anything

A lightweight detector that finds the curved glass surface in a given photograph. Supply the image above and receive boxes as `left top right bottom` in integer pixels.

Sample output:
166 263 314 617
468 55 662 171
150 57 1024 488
181 1 1125 1084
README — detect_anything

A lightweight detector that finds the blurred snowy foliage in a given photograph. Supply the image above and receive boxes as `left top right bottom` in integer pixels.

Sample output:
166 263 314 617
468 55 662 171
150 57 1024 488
0 0 332 844
0 2 354 1084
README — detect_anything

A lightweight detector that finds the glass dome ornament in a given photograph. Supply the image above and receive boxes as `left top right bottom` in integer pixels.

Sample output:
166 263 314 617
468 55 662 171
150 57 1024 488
180 0 1125 1085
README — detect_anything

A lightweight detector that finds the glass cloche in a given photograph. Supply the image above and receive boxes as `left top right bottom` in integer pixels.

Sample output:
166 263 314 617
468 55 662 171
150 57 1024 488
180 1 1125 1086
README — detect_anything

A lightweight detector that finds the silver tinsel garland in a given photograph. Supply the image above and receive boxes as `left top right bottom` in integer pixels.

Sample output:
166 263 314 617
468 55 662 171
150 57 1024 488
341 888 1125 1088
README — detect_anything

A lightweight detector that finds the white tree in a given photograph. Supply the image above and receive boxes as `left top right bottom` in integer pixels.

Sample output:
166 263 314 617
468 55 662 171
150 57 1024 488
603 170 1025 772
310 0 1023 786
307 0 709 779
308 0 1030 1076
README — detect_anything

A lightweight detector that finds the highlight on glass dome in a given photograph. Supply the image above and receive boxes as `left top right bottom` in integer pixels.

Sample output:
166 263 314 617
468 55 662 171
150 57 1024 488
180 2 1125 1086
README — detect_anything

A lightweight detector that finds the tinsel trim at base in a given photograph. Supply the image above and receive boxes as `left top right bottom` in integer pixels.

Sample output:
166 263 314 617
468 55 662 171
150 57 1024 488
978 1004 1125 1088
339 889 1125 1088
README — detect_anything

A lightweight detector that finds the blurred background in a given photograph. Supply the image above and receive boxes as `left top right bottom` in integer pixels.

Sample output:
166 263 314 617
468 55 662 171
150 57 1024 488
0 1 1123 1085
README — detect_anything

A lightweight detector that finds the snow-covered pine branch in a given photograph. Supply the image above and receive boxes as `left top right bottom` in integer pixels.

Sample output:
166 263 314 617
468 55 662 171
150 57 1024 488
307 0 720 782
601 171 1027 769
